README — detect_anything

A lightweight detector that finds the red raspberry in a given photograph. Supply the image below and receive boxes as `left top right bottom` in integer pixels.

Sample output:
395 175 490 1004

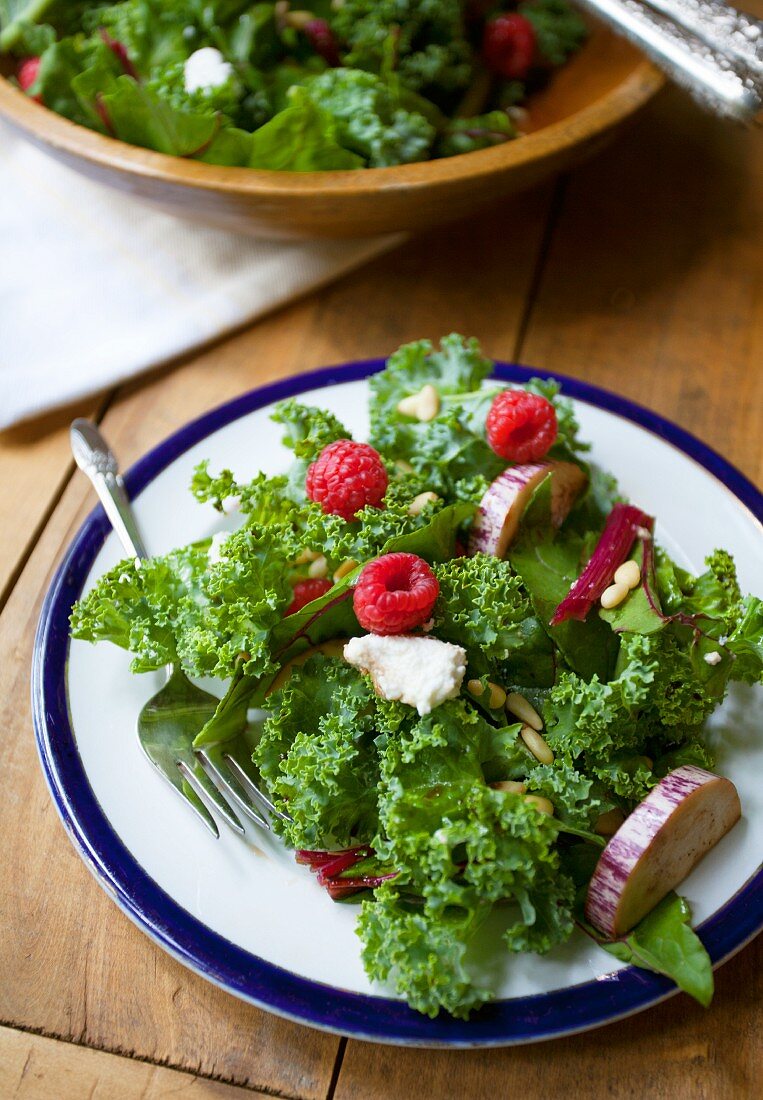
17 57 42 101
353 553 439 635
306 440 388 522
304 19 341 66
482 14 536 81
286 577 333 616
486 389 557 462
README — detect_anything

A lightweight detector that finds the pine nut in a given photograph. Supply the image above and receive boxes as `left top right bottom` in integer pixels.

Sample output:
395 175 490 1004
601 582 629 609
595 808 625 836
487 682 507 709
308 555 328 579
467 679 485 697
524 794 554 816
394 459 414 476
520 725 554 765
333 559 358 582
505 692 543 731
284 9 314 29
614 559 641 590
491 780 526 794
294 548 321 565
408 491 440 516
396 383 441 422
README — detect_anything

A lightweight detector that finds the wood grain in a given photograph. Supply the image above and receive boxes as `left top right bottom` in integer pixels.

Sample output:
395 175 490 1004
520 89 763 485
0 402 99 608
0 198 551 1095
336 938 762 1100
0 1026 273 1099
0 25 661 238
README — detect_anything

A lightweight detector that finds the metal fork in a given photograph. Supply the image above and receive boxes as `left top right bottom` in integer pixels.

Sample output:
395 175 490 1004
70 419 284 838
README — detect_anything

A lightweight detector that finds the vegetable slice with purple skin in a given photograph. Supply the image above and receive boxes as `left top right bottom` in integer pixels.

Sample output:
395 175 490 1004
585 765 741 938
467 460 587 558
550 502 654 626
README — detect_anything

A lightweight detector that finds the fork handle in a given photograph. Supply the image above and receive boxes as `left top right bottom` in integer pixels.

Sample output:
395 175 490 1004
70 419 148 561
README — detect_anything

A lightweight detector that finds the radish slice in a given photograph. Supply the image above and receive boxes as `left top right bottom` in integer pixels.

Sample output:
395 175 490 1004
468 461 586 557
585 765 741 938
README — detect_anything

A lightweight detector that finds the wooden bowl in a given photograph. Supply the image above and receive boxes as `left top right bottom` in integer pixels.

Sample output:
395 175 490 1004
0 25 662 239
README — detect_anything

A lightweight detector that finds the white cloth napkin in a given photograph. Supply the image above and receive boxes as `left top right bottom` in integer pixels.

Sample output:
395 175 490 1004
0 124 399 431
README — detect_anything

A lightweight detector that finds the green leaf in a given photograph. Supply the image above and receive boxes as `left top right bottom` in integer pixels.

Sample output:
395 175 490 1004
508 476 620 682
248 87 365 171
0 0 55 51
101 76 221 156
599 541 665 635
601 894 714 1007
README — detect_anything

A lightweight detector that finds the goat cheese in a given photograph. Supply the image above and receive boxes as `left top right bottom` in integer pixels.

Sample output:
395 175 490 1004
184 47 233 94
704 650 722 666
344 634 466 716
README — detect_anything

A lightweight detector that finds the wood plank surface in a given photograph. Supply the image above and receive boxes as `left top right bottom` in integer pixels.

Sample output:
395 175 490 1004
520 90 763 486
0 192 552 1097
0 1025 273 1099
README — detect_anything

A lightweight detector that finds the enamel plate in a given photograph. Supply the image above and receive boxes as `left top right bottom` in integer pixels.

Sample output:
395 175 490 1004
33 361 763 1046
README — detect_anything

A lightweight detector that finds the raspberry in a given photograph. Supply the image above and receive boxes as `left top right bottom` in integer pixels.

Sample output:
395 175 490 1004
304 19 341 67
286 577 333 616
353 553 439 635
306 440 388 522
486 389 558 462
17 57 42 101
482 14 536 81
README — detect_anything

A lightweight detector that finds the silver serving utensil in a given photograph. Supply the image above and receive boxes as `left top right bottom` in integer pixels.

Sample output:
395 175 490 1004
575 0 762 121
70 419 278 837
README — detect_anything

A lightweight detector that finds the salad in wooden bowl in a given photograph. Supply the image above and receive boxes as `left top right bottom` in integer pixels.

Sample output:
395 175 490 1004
0 3 662 237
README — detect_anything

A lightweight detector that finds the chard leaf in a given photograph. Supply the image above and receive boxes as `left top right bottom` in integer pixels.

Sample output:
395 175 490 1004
508 477 620 682
599 542 665 636
101 76 221 156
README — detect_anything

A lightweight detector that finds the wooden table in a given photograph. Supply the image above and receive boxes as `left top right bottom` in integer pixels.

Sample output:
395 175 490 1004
1 87 761 1100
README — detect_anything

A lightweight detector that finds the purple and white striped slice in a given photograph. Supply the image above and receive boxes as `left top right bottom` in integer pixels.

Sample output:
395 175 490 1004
585 765 741 938
467 460 587 557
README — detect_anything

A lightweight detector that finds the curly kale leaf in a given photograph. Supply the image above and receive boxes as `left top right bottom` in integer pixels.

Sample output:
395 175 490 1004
271 397 352 466
369 333 504 494
358 884 492 1019
146 57 244 122
433 554 554 685
70 543 209 672
302 68 435 167
256 656 380 849
330 0 472 95
520 0 587 67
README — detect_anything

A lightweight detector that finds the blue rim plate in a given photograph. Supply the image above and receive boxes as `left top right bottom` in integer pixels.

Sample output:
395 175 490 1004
32 360 763 1047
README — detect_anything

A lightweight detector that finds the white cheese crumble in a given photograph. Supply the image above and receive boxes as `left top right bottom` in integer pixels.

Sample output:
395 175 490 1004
704 650 722 666
343 634 466 716
183 47 233 94
207 531 230 564
221 494 241 515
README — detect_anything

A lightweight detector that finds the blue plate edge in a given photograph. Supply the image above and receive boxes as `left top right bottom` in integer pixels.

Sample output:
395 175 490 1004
31 358 763 1047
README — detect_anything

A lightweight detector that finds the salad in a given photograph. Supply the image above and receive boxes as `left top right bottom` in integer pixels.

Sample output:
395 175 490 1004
2 1 587 169
70 334 763 1019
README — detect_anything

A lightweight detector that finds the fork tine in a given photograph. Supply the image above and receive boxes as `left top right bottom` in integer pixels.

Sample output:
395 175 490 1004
177 759 245 836
197 750 270 830
222 753 293 823
140 741 220 838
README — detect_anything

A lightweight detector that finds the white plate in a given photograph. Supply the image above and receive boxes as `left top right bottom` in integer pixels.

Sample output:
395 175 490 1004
33 360 763 1046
